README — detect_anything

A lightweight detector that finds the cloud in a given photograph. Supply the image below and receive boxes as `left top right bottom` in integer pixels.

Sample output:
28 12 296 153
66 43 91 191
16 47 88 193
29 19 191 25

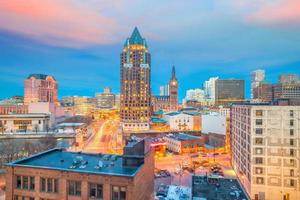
248 0 300 26
0 0 119 47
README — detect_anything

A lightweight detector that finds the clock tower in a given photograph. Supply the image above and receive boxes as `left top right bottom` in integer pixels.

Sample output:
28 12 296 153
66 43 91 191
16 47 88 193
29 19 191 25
169 66 178 111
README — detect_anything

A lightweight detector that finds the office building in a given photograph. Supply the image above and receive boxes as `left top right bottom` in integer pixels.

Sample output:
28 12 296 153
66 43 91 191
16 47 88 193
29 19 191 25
6 139 154 200
231 104 300 200
215 79 245 105
95 87 115 109
152 66 178 112
163 112 197 131
253 82 273 103
120 27 151 131
24 74 59 106
204 77 219 103
279 74 299 84
251 70 265 99
183 88 205 105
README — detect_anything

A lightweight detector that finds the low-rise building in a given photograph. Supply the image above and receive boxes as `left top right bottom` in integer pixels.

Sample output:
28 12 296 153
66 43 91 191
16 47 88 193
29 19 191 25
164 133 204 154
163 112 194 131
202 112 226 135
156 185 191 200
0 113 51 133
5 139 154 200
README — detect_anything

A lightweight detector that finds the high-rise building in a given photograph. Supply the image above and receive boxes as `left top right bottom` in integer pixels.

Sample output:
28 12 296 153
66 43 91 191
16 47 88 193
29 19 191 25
251 70 265 99
24 74 58 106
183 89 205 104
204 77 219 103
120 27 151 131
253 82 273 103
215 79 245 105
152 66 178 112
95 87 115 109
231 104 300 200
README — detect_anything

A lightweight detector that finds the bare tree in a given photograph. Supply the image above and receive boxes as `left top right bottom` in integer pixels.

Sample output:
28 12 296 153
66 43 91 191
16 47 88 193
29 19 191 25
33 124 39 134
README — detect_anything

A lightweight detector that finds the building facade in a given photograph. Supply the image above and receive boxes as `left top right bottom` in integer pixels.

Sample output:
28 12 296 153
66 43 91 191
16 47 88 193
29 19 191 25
231 104 300 200
152 66 178 112
215 79 245 105
95 87 115 109
253 82 273 103
24 74 59 106
163 112 194 131
251 70 265 99
120 27 151 131
164 133 204 154
6 139 154 200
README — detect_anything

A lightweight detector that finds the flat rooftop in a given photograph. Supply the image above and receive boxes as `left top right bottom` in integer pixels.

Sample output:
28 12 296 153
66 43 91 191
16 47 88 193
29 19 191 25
192 176 249 200
7 148 142 177
166 133 201 141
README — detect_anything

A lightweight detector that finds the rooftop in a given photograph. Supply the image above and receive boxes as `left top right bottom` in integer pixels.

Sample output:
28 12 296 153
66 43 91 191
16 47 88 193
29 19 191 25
156 185 191 200
7 148 142 177
192 176 249 200
164 111 181 116
124 27 148 48
27 74 55 80
166 133 201 141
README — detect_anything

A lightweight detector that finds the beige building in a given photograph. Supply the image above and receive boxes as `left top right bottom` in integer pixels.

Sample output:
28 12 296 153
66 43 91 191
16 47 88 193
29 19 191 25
5 139 154 200
231 104 300 200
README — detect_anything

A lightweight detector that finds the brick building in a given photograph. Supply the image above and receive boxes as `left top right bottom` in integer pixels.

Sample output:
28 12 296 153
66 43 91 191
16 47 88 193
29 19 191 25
5 140 154 200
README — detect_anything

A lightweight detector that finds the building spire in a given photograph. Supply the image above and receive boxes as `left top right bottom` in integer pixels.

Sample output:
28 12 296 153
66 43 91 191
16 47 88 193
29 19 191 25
171 65 176 80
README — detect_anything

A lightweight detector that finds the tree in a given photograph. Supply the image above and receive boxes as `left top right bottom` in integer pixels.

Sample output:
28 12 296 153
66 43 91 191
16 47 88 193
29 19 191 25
33 124 39 134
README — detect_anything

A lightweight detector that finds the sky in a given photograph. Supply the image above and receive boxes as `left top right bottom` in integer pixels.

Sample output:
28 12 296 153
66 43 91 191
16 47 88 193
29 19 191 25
0 0 300 101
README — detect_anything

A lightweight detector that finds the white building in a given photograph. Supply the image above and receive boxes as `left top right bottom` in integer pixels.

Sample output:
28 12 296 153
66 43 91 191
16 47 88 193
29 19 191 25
202 112 226 135
163 112 194 131
204 77 219 102
0 113 51 133
183 88 205 104
231 104 300 200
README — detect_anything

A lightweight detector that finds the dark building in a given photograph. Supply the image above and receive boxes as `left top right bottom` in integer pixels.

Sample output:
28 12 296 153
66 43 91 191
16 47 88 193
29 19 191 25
215 79 245 105
120 27 151 131
152 66 178 112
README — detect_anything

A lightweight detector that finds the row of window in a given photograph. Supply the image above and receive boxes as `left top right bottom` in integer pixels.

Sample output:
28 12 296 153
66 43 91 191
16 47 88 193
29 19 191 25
255 110 295 117
255 119 295 126
255 128 295 136
15 176 126 200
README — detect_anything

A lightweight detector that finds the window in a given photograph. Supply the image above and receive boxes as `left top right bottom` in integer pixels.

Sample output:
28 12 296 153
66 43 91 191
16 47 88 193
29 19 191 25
255 167 263 174
290 129 294 136
290 149 294 156
290 120 294 126
68 181 81 196
255 157 263 164
255 128 263 135
290 179 295 187
290 139 294 146
23 176 29 190
290 169 294 177
256 177 264 184
29 177 35 190
256 119 263 125
290 110 294 117
40 177 58 193
255 148 263 155
112 186 126 200
89 183 103 199
255 138 263 145
16 176 21 189
256 110 263 116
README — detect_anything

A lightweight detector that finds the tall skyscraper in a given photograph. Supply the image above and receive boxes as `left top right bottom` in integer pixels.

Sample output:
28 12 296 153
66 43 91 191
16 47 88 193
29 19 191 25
204 77 219 103
24 74 58 105
169 66 178 111
231 104 300 200
251 69 265 99
120 27 151 131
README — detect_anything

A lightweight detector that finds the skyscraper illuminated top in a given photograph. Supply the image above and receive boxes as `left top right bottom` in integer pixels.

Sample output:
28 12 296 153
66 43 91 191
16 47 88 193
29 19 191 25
120 27 151 132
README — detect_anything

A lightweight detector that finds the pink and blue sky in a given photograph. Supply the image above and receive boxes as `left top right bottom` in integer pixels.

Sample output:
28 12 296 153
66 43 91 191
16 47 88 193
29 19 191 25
0 0 300 100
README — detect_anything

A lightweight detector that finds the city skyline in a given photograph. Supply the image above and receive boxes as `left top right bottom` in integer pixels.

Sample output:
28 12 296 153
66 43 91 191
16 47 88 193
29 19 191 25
1 0 300 101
